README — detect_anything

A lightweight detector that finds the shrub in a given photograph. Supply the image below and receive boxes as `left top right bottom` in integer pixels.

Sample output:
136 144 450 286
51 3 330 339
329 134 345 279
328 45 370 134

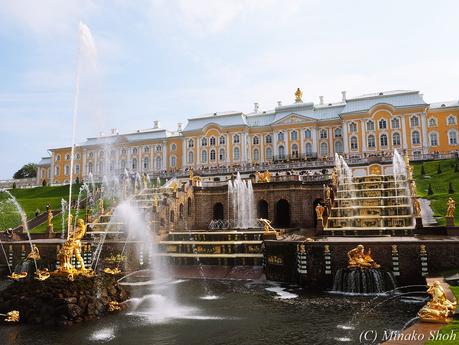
12 182 16 189
42 179 47 187
455 163 459 173
449 182 455 194
427 183 434 195
437 163 442 174
421 164 426 175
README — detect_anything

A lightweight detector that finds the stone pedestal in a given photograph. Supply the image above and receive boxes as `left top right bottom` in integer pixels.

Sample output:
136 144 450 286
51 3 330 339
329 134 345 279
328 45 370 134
415 217 423 229
315 220 324 235
446 216 455 228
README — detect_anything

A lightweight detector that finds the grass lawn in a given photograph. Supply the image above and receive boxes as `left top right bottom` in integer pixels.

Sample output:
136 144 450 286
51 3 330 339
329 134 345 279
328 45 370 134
426 285 459 344
412 158 459 226
0 185 80 233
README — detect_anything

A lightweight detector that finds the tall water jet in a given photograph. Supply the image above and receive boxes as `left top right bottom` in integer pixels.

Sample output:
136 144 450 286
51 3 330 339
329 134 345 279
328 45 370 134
228 173 256 228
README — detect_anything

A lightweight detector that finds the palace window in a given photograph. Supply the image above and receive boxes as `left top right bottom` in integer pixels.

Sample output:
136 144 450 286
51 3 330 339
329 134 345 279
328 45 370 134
233 134 240 144
253 136 259 145
428 118 437 127
277 132 284 142
156 145 162 152
367 120 375 131
64 165 70 176
449 130 458 145
88 152 93 159
291 144 299 158
392 132 401 146
155 157 162 170
412 131 421 145
110 161 114 171
350 136 358 150
121 148 126 155
265 134 272 144
76 153 80 160
201 138 208 146
88 162 93 174
447 115 457 125
65 154 70 160
219 148 225 161
410 115 420 127
304 129 312 139
219 136 226 145
430 132 438 146
391 117 400 129
380 134 388 147
253 148 259 161
291 130 298 141
132 158 137 170
210 149 216 161
55 154 61 161
188 139 194 148
266 147 273 160
368 135 376 148
132 148 137 155
201 150 208 163
320 129 328 139
305 142 313 155
209 137 216 146
55 166 60 176
120 160 126 170
334 141 343 154
171 156 176 167
320 142 328 156
144 146 149 153
349 122 357 132
278 145 285 159
379 119 387 130
233 147 240 160
143 157 149 170
171 143 176 151
188 151 194 164
334 128 342 137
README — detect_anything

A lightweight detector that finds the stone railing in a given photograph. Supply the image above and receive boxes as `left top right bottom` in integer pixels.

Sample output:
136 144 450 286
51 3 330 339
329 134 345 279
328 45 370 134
0 177 38 189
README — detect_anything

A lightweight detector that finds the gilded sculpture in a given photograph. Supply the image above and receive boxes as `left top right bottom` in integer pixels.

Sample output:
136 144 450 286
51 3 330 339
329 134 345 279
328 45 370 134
98 198 105 215
414 198 421 218
26 244 40 261
418 280 456 323
409 180 417 197
258 218 276 233
315 203 325 221
446 197 455 218
331 168 338 186
2 310 20 322
47 209 53 227
347 244 380 269
256 170 271 183
325 186 332 202
294 87 303 103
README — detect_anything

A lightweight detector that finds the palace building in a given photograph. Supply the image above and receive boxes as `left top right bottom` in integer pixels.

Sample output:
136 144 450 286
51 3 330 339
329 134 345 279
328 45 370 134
37 89 459 185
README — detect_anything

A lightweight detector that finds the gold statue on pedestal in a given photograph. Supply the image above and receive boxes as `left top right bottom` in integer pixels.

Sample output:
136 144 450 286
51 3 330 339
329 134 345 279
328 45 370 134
446 198 456 218
331 168 338 186
347 244 380 269
414 198 422 217
8 272 27 281
258 218 276 233
294 88 303 103
26 244 40 261
2 310 20 322
315 204 325 221
143 174 148 190
418 280 456 323
98 198 104 215
256 170 271 183
410 180 417 197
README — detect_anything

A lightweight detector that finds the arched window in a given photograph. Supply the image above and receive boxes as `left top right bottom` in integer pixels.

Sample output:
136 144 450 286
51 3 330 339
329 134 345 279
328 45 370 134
210 149 216 161
334 128 342 137
110 160 115 171
76 153 80 160
209 137 216 146
233 134 240 144
171 143 176 151
449 130 458 145
391 117 400 129
171 156 176 167
144 146 149 153
368 135 376 148
334 141 343 154
188 151 194 164
75 164 80 174
179 204 184 219
290 130 298 141
320 129 328 139
170 211 174 223
278 145 285 159
143 157 149 170
320 142 328 156
156 145 162 152
188 139 194 148
219 136 225 145
65 154 70 160
277 132 284 141
132 148 137 154
233 147 240 160
392 132 401 146
448 115 457 125
349 122 357 132
291 144 298 158
201 150 208 163
253 136 259 145
88 162 93 173
379 119 387 129
155 156 162 170
305 129 312 139
350 136 358 150
219 148 225 161
412 131 420 145
428 118 437 127
55 166 60 176
265 134 272 144
305 142 313 155
132 158 137 170
201 137 208 146
367 120 375 131
121 148 126 155
56 154 61 161
253 148 259 161
187 197 192 216
380 134 388 147
410 116 420 127
266 147 273 160
430 132 438 146
121 160 126 170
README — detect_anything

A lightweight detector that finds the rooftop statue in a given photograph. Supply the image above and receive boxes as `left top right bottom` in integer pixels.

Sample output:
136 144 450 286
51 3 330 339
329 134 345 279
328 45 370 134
347 244 380 269
446 198 456 218
418 280 456 323
294 88 303 103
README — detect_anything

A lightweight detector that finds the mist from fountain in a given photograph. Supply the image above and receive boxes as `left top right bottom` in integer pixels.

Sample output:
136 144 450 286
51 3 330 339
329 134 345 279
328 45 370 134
228 172 256 229
60 199 68 239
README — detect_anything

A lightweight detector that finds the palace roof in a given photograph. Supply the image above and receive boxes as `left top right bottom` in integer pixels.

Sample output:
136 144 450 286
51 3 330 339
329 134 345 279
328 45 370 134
429 100 459 109
37 157 51 166
80 128 171 147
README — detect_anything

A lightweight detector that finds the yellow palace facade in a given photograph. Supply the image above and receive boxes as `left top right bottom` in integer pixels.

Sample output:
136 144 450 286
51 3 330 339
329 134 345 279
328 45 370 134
39 89 459 185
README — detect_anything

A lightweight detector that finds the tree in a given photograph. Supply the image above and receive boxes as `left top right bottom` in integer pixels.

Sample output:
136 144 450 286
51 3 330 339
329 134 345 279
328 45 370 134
437 163 442 174
75 176 80 185
13 163 37 179
427 183 433 195
449 182 455 194
421 164 426 175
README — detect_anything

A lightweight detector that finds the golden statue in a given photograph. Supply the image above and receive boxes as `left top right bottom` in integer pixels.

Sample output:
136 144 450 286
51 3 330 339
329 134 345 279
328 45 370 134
347 244 381 269
414 198 422 217
47 209 53 227
418 280 456 323
258 218 276 233
294 87 303 103
256 170 271 183
410 180 417 197
2 310 20 322
446 198 456 218
325 186 332 201
143 174 148 190
8 272 27 281
108 301 121 312
98 198 104 215
35 268 50 281
331 168 338 186
407 165 413 180
153 194 159 208
26 244 41 261
315 204 325 220
189 168 194 181
104 267 121 275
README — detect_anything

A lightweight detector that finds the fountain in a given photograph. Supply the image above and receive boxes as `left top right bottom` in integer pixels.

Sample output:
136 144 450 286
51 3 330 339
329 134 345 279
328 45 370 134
228 172 256 229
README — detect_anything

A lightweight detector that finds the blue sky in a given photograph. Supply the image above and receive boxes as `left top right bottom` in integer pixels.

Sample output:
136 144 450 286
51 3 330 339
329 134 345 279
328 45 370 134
1 0 459 179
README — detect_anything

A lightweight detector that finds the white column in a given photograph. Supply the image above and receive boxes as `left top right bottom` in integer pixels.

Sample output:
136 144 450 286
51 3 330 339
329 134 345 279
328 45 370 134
421 112 428 153
401 115 408 150
342 122 349 154
361 120 367 152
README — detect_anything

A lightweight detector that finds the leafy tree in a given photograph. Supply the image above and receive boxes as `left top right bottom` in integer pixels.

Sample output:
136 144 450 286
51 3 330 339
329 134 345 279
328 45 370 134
427 183 433 195
12 182 16 189
13 163 37 179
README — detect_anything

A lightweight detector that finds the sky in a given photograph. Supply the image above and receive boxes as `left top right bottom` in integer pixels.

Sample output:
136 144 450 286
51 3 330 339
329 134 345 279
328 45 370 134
1 0 459 179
